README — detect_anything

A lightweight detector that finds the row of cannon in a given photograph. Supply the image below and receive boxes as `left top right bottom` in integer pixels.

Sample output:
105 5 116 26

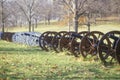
0 31 120 65
39 31 120 65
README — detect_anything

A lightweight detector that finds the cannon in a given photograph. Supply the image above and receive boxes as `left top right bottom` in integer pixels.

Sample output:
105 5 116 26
41 31 76 52
39 31 51 50
38 30 105 59
12 32 41 46
79 31 104 58
51 31 68 53
70 31 88 57
39 31 70 52
68 31 104 58
39 31 57 51
22 32 41 46
1 32 15 42
59 31 76 52
98 31 120 65
43 31 57 51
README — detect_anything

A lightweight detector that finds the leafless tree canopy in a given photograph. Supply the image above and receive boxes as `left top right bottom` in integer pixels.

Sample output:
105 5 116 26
0 0 120 32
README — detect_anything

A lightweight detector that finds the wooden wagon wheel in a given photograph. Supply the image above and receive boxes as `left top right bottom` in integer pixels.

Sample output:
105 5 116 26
51 31 68 53
39 31 51 50
42 31 57 51
80 31 104 58
91 31 104 41
70 31 88 57
59 31 76 52
98 31 120 65
115 38 120 64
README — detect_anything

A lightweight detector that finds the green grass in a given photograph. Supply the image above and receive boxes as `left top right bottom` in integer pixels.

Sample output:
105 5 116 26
0 22 120 79
0 40 120 80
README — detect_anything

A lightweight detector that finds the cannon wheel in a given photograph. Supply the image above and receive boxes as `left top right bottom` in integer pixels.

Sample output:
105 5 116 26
98 31 120 65
80 31 104 58
39 31 51 50
42 31 57 51
59 32 76 52
51 31 68 53
70 31 88 57
92 31 104 41
115 38 120 64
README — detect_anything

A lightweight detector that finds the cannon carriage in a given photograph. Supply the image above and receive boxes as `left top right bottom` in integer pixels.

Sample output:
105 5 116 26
59 31 76 52
39 31 57 51
38 31 104 55
98 31 120 65
38 30 120 65
70 31 88 57
1 32 15 42
39 31 51 50
39 31 75 52
51 31 68 53
79 31 104 58
67 31 104 58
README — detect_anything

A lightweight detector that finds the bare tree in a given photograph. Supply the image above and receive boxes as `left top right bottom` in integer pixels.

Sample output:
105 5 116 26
54 0 119 32
0 0 118 33
111 0 120 21
5 1 20 27
0 0 7 32
15 0 39 32
37 0 53 25
54 0 90 32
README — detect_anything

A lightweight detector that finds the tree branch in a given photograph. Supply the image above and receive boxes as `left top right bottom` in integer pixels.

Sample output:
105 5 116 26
78 10 86 18
15 1 29 21
0 0 6 3
30 0 35 11
62 0 74 14
78 0 87 11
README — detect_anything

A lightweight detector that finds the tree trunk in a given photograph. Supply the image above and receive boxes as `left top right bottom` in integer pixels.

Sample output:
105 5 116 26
73 0 78 33
48 19 50 25
2 21 5 33
29 21 31 32
118 9 120 22
32 24 34 32
35 19 37 28
68 9 71 32
44 17 47 25
1 1 5 33
20 22 23 27
47 13 51 25
15 20 18 27
73 16 79 33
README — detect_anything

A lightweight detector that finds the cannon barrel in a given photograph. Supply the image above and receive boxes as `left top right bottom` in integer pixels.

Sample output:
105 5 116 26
71 33 83 39
71 33 94 42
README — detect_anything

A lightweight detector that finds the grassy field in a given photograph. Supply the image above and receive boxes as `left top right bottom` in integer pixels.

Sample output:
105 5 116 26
0 40 120 80
4 22 120 33
0 23 120 79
